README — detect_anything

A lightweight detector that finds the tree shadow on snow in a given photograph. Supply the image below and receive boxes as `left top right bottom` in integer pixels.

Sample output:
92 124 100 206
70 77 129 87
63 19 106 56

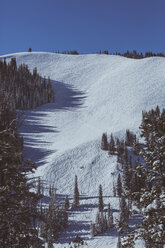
58 219 89 244
19 80 87 166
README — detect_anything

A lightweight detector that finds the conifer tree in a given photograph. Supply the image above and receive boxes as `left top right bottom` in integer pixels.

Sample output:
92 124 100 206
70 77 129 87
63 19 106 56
119 195 129 224
0 122 43 247
117 174 122 197
133 138 141 155
123 163 130 192
113 181 116 197
98 184 104 212
72 175 79 208
101 132 108 150
64 195 70 210
132 107 165 247
107 203 113 228
117 233 122 248
109 133 115 155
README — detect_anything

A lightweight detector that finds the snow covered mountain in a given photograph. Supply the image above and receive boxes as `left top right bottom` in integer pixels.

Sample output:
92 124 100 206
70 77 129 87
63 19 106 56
1 52 165 247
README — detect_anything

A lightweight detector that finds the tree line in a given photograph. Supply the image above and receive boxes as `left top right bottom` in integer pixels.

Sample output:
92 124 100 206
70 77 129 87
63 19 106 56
101 105 165 247
0 58 55 111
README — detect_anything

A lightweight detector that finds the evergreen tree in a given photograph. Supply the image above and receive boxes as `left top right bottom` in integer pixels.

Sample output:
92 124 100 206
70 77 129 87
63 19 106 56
109 133 115 155
64 195 70 210
124 146 128 164
0 58 55 111
119 195 129 224
117 174 122 197
133 138 141 155
94 211 108 235
116 139 125 157
123 163 130 192
0 121 43 247
113 181 116 197
95 212 102 234
132 107 165 247
117 233 122 248
125 129 136 147
98 184 104 212
107 203 113 228
101 132 108 150
72 175 79 208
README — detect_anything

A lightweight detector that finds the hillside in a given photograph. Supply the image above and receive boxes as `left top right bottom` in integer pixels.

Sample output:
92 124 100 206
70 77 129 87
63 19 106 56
1 52 165 247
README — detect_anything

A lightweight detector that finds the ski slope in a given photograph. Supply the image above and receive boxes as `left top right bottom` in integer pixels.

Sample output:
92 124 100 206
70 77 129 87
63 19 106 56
1 52 165 247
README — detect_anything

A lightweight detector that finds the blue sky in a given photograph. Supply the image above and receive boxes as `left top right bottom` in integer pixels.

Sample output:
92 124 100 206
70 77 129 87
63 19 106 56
1 0 165 55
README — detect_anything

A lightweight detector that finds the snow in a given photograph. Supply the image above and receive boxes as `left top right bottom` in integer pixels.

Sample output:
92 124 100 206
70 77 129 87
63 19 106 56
1 52 165 247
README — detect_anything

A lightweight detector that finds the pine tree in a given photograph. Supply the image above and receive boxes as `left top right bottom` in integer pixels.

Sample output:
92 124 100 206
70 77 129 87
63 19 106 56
0 122 43 247
107 203 113 228
109 133 115 155
101 132 108 150
119 195 129 224
116 139 125 157
124 146 128 164
113 181 116 197
123 163 130 192
95 212 102 234
125 129 136 147
117 174 122 197
117 233 122 248
133 138 141 155
98 184 104 212
64 195 70 210
132 107 165 247
72 175 79 208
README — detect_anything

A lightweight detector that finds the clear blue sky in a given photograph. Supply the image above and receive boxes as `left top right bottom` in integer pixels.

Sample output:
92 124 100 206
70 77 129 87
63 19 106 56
1 0 165 55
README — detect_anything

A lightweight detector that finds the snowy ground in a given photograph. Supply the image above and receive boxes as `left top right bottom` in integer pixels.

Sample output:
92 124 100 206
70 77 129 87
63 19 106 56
1 52 165 247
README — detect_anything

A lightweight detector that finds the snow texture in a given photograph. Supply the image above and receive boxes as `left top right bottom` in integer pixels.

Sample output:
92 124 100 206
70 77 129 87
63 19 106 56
1 52 165 247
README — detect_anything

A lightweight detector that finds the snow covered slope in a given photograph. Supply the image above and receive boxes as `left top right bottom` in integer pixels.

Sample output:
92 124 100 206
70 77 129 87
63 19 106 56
1 52 165 247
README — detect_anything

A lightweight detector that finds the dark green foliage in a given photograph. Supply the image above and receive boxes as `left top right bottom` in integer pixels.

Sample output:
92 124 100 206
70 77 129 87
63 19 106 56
0 120 43 247
73 235 84 243
117 233 122 248
97 50 165 58
64 195 70 210
72 175 79 208
109 133 116 155
92 203 113 236
103 50 109 55
125 129 136 147
98 184 104 212
123 163 130 192
117 174 122 197
113 181 116 197
119 195 129 225
124 146 128 164
41 194 68 242
101 132 108 150
132 107 165 246
60 50 79 55
133 138 141 155
107 203 113 228
0 58 55 111
95 211 107 234
116 138 125 157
